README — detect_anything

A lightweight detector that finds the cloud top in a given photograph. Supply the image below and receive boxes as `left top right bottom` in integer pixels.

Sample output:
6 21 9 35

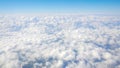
0 15 120 68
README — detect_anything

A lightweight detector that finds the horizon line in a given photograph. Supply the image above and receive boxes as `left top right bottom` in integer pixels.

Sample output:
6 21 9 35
1 13 120 16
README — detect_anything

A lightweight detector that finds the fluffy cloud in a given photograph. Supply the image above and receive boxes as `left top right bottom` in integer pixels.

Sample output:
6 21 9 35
0 15 120 68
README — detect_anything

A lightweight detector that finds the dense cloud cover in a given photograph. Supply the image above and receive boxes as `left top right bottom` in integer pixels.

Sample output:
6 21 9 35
0 15 120 68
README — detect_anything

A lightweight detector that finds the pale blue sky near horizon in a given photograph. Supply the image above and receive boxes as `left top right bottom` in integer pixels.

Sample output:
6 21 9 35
0 0 120 15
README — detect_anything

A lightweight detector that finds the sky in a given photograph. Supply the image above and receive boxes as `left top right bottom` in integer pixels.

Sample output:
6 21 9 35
0 0 120 15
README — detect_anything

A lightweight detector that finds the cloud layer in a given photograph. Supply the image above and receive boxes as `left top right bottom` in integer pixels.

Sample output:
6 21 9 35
0 15 120 68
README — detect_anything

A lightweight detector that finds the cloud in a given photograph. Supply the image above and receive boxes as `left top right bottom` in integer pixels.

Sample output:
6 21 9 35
0 15 120 68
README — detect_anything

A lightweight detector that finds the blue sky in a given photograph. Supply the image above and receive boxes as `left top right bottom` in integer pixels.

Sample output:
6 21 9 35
0 0 120 15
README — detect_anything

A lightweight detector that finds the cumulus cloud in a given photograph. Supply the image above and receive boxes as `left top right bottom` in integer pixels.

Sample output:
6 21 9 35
0 15 120 68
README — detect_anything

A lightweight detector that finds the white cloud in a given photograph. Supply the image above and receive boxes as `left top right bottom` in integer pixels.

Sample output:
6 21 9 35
0 15 120 68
